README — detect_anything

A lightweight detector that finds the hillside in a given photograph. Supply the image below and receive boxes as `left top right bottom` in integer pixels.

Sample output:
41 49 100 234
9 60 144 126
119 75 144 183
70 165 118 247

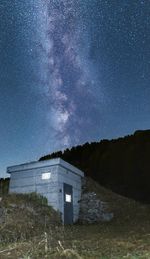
0 193 61 243
40 129 150 203
0 178 150 258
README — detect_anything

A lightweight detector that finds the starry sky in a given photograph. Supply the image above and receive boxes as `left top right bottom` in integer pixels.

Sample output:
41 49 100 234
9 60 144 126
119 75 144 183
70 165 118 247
0 0 150 177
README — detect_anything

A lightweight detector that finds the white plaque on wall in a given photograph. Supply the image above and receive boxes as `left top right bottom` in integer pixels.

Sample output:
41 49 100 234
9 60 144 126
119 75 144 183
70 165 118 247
42 172 51 180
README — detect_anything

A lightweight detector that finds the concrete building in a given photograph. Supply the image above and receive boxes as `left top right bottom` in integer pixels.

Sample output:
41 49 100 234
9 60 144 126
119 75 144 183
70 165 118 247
7 158 84 224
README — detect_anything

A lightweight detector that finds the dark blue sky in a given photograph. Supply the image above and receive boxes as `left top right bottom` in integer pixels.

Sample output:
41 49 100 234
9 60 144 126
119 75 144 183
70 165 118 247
0 0 150 177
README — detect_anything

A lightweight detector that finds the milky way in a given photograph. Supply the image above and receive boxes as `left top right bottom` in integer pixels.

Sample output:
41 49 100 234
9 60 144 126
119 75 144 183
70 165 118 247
39 0 103 148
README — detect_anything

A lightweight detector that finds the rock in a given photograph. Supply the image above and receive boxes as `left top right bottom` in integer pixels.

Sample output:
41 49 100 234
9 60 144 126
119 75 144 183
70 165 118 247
102 212 114 222
79 191 114 224
0 207 5 224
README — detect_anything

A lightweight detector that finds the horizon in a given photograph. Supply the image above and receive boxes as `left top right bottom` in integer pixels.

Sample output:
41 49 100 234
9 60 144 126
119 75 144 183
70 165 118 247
1 127 150 179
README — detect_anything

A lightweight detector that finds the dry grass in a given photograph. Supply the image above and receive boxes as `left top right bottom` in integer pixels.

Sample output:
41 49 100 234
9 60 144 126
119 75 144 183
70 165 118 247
0 223 150 258
0 180 150 258
0 192 61 243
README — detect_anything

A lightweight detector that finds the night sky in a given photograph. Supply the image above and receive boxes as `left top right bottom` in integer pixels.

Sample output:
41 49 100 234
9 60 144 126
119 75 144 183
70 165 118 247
0 0 150 177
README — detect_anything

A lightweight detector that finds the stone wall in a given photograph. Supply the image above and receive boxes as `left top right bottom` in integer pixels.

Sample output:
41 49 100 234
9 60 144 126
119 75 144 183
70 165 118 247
79 178 114 224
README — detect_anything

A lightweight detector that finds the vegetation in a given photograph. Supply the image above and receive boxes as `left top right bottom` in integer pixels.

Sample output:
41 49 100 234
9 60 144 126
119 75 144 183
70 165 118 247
0 178 9 195
40 129 150 203
0 179 150 258
0 192 61 244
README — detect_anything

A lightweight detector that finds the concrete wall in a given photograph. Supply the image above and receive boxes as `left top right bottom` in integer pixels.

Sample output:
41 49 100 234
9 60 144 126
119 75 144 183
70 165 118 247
9 165 60 211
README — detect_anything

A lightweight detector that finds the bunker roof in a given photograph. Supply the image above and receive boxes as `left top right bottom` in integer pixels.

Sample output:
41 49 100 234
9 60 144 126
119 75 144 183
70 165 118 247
7 158 84 177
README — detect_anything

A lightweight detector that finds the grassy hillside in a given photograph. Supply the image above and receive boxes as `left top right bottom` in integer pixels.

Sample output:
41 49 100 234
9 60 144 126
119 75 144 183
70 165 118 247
0 193 61 243
0 178 150 258
40 129 150 203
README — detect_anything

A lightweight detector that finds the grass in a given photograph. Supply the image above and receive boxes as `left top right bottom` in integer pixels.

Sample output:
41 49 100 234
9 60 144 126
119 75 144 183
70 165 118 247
0 223 150 258
0 179 150 258
0 192 61 244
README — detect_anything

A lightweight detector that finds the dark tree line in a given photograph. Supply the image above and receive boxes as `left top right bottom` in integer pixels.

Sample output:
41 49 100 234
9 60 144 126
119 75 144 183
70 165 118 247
0 178 9 195
40 130 150 203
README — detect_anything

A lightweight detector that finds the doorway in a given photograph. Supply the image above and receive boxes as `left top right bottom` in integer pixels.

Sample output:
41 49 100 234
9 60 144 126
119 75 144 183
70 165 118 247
63 183 73 224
